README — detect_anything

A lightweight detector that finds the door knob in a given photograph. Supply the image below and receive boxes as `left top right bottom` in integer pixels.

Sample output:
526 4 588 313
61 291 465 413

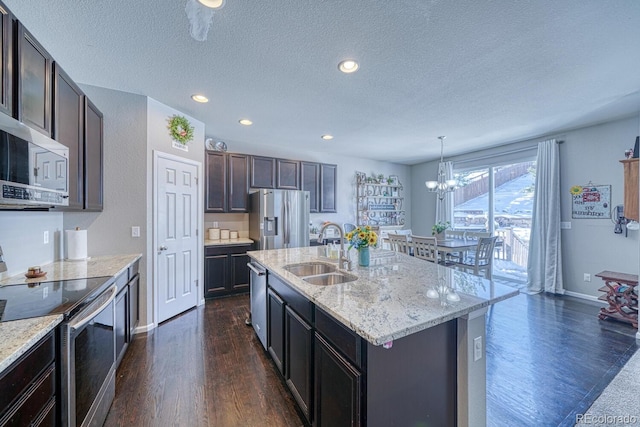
159 245 168 251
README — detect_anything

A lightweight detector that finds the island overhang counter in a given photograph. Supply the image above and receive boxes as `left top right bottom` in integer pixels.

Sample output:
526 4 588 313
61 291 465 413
247 246 519 427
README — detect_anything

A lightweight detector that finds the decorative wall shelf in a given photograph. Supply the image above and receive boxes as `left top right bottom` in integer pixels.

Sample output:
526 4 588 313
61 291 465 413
356 172 404 227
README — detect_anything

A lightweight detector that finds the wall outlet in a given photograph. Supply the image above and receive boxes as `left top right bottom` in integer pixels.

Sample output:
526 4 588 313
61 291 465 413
131 226 140 238
584 273 591 282
560 222 572 229
43 230 49 244
473 336 483 361
213 221 219 228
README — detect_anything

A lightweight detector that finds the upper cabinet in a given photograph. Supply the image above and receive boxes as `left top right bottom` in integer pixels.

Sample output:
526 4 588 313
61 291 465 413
250 156 276 189
17 22 52 136
301 162 320 213
53 63 84 210
0 2 13 117
276 159 300 190
320 163 337 213
84 98 103 211
205 151 249 213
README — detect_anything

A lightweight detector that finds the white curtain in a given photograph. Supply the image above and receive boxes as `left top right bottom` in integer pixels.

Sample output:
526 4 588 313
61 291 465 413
527 139 563 294
435 161 454 225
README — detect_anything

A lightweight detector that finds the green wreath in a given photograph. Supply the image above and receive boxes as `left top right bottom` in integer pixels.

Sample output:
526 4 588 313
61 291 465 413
167 115 194 145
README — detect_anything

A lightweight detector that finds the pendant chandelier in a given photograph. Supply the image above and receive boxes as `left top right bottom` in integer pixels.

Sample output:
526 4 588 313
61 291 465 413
425 136 457 200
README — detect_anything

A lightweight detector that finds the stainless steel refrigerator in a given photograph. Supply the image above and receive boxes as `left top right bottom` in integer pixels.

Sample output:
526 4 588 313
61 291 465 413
249 189 310 250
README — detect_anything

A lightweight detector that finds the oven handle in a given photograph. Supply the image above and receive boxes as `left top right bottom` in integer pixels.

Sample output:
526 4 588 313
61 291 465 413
69 285 118 332
247 262 266 276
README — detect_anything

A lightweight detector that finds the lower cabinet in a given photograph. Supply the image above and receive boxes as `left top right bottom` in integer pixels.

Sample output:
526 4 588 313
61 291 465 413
285 306 313 422
314 333 362 427
204 244 252 298
115 261 140 369
0 330 57 427
266 275 362 426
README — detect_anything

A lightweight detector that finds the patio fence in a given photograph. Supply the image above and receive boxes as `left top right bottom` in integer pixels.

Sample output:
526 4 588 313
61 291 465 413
495 228 529 268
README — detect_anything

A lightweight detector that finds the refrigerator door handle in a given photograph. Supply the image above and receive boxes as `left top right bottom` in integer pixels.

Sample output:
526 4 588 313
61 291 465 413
283 193 290 247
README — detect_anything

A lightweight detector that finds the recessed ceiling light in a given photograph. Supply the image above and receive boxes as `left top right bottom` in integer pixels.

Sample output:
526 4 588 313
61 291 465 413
338 59 359 73
198 0 225 9
321 134 334 140
239 119 253 126
191 94 209 103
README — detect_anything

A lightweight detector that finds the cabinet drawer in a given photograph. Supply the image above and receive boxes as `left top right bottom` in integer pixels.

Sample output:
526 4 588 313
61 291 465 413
0 364 55 426
268 274 313 324
315 306 362 368
0 332 55 415
205 244 252 257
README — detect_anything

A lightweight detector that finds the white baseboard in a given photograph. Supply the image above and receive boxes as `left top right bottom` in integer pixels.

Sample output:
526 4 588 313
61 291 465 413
133 322 156 335
563 290 606 304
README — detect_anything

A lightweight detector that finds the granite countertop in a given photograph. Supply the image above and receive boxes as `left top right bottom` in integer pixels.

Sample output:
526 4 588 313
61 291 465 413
247 246 519 346
0 254 142 287
205 238 253 247
0 315 62 372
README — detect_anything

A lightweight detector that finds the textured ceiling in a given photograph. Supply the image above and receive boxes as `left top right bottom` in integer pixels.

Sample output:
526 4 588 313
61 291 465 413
5 0 640 164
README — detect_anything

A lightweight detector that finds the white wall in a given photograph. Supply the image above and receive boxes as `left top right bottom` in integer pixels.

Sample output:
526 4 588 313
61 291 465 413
0 211 63 279
410 115 640 298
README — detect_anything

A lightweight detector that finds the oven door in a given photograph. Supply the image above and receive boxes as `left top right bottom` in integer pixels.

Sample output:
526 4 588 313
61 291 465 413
63 284 117 427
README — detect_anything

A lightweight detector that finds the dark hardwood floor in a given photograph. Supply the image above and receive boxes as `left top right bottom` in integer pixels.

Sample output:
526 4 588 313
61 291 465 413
104 291 638 427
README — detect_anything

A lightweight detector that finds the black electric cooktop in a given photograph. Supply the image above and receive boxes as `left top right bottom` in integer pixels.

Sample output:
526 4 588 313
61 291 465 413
0 276 114 322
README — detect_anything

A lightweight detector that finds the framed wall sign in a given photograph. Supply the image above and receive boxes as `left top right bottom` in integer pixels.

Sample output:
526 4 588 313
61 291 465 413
570 184 611 219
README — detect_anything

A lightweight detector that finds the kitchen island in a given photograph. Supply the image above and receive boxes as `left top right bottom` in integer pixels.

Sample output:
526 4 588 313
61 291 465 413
248 246 518 427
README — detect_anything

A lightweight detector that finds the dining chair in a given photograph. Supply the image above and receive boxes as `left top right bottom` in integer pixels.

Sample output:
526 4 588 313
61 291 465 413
464 231 491 241
453 236 498 279
410 235 438 263
343 223 357 234
387 233 410 254
444 229 466 240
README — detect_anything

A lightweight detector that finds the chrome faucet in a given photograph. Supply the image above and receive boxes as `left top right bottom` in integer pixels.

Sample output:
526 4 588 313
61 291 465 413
318 222 352 271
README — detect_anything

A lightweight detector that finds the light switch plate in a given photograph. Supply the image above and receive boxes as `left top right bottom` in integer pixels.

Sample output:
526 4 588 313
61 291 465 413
131 226 141 238
473 336 483 361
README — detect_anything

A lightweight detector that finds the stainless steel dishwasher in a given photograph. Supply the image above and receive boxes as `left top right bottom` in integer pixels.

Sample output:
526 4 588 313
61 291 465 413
248 261 267 349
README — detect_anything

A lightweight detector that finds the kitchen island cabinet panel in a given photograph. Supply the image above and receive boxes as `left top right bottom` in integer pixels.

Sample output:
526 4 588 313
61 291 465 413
84 97 104 211
53 63 84 210
267 288 285 375
0 2 13 117
314 333 361 427
17 22 52 136
285 306 312 423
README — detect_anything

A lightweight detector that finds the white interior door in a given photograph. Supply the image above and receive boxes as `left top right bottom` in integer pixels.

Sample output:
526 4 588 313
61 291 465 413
156 154 199 323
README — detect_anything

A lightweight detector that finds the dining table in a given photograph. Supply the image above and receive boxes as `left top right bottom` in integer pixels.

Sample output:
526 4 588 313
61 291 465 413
433 238 478 264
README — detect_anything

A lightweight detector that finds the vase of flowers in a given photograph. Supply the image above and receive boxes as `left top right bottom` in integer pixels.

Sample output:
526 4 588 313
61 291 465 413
346 226 378 267
431 221 450 240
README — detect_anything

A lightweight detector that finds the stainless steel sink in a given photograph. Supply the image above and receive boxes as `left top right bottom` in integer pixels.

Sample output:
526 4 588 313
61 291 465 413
303 272 358 286
283 262 337 277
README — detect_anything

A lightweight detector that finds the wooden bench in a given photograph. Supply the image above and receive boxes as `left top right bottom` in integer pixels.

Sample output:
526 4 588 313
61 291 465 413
595 270 638 328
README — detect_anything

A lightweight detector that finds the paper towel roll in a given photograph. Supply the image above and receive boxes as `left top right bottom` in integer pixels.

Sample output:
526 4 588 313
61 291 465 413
66 229 88 260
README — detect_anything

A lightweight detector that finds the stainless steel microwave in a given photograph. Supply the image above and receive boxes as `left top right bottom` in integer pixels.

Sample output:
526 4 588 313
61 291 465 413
0 113 69 207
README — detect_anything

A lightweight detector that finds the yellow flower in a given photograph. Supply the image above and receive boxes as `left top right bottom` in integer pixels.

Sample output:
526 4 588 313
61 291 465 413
570 185 582 196
346 232 353 240
368 236 376 245
358 232 366 239
365 225 371 231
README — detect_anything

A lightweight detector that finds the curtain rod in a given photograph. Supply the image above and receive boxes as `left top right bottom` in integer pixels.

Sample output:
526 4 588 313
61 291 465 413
452 139 565 165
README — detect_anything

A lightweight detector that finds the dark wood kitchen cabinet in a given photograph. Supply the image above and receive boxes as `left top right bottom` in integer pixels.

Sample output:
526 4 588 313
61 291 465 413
17 22 53 136
301 162 320 213
267 288 285 375
0 1 13 117
53 63 84 210
0 330 57 427
314 333 362 427
205 152 249 213
115 285 128 367
320 163 337 213
84 97 103 211
285 306 313 422
115 261 140 369
276 158 300 189
250 155 276 188
204 243 252 298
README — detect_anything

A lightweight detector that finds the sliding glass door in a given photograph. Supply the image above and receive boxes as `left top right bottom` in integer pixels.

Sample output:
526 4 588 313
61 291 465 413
453 160 536 284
